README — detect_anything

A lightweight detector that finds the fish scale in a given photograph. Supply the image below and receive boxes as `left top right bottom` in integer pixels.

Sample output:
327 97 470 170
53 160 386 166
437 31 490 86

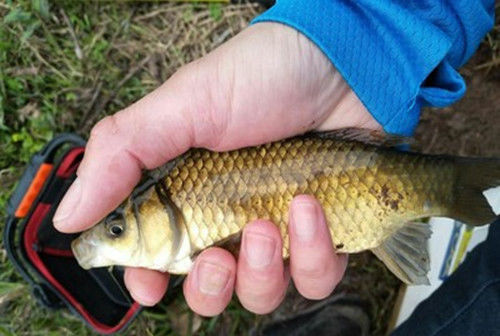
163 135 455 256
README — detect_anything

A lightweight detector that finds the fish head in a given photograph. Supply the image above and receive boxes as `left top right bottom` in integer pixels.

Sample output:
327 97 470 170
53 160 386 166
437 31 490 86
71 188 187 271
71 203 142 269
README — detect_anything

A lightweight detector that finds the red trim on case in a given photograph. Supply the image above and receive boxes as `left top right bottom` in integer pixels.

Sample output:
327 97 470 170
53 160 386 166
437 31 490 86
40 247 74 257
21 147 140 334
23 203 51 256
23 203 140 334
56 147 84 178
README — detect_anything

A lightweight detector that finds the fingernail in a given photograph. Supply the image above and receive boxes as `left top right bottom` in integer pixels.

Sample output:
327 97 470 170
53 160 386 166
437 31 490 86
243 231 276 269
291 201 318 242
197 261 230 296
53 178 82 228
128 286 157 307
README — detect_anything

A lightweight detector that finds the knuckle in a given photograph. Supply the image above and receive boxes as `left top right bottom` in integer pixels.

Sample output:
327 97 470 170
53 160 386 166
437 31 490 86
90 115 120 140
237 283 268 301
236 272 286 314
188 299 224 317
299 282 334 300
238 286 284 315
294 262 329 280
293 260 339 300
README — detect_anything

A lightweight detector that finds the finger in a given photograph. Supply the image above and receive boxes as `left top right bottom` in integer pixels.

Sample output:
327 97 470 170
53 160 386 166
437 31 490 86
124 267 169 306
235 220 288 314
289 195 348 299
183 248 236 317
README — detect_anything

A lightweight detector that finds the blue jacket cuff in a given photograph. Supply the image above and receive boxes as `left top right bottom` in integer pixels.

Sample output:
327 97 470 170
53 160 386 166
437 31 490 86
252 0 494 135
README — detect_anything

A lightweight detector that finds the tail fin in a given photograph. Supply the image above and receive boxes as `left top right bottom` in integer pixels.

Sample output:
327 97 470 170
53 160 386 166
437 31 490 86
453 158 500 226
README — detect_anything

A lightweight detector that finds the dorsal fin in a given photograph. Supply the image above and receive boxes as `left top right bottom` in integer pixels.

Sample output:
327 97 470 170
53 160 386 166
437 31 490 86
313 128 413 147
371 221 432 285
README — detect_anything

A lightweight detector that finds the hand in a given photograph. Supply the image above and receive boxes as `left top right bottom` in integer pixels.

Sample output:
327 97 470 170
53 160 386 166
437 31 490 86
54 22 380 315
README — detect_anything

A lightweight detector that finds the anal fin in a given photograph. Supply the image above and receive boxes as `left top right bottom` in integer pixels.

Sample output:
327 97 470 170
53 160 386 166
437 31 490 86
371 221 432 285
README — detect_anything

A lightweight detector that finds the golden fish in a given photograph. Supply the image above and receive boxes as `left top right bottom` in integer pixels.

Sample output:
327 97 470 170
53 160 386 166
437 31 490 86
71 129 500 284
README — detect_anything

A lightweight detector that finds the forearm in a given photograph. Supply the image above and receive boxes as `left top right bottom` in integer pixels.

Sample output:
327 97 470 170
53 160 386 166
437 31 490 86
253 0 495 135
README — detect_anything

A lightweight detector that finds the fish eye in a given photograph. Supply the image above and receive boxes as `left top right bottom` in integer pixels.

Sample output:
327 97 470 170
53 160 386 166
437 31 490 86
105 211 125 238
109 223 124 237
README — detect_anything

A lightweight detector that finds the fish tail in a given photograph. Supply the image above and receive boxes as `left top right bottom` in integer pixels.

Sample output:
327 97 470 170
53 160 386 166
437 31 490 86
452 157 500 226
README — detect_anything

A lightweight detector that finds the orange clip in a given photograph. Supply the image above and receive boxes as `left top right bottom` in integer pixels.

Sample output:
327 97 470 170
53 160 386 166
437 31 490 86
15 163 53 218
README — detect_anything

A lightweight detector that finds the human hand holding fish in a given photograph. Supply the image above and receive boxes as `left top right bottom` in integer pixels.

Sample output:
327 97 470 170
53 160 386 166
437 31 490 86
53 22 500 317
53 23 375 316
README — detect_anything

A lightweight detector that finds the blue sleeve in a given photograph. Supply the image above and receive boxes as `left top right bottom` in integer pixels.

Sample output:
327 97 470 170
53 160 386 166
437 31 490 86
252 0 495 135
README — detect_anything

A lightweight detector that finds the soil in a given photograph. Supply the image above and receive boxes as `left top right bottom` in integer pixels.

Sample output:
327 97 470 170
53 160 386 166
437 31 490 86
415 50 500 158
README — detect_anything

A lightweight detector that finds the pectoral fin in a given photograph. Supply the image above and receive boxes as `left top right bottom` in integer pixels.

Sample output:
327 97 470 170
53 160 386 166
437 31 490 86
371 221 432 285
166 256 194 274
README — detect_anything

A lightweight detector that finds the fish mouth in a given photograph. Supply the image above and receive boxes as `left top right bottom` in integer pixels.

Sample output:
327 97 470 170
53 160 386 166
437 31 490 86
71 236 100 270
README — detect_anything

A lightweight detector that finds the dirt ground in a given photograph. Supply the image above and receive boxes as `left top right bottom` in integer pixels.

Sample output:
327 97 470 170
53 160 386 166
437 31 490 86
415 47 500 158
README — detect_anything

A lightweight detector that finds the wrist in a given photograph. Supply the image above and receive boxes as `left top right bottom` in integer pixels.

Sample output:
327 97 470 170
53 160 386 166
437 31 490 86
261 22 381 132
249 21 381 133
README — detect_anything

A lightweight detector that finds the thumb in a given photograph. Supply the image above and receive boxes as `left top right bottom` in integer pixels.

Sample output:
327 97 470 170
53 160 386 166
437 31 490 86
53 64 205 233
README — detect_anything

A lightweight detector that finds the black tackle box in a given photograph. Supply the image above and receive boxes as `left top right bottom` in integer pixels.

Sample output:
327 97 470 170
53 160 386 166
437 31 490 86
4 133 141 334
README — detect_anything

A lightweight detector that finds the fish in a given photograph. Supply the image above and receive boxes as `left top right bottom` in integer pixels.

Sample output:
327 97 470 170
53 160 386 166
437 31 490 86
71 129 500 285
